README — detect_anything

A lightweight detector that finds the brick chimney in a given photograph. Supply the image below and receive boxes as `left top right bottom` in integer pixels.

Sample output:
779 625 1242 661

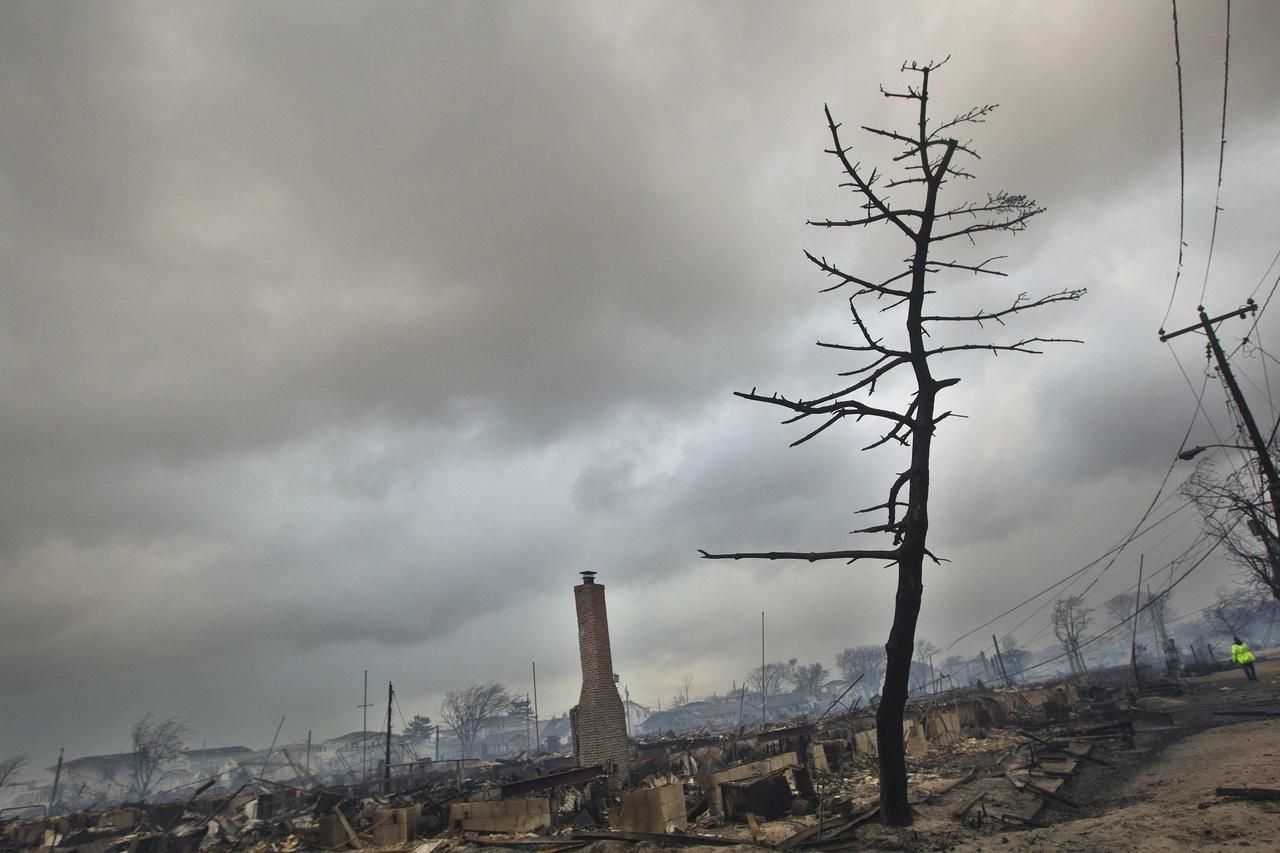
570 571 629 780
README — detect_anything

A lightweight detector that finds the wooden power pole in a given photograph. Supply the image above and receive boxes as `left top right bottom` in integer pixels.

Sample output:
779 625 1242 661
1162 300 1280 593
384 681 394 795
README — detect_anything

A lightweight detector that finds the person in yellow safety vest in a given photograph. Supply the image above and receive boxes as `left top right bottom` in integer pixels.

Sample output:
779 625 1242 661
1231 636 1258 682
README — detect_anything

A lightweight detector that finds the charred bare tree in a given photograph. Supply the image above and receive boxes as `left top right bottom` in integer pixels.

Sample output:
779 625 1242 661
1184 455 1280 601
1051 596 1092 674
836 644 886 693
129 713 190 801
1206 585 1280 636
440 682 510 758
700 59 1082 825
747 659 795 711
1104 591 1140 629
792 662 829 705
671 674 694 708
0 754 27 788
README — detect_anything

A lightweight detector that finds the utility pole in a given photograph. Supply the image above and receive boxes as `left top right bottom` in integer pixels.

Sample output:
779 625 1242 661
384 681 394 795
761 611 767 725
1162 300 1280 593
358 670 373 789
991 635 1012 687
531 661 541 753
525 692 532 753
305 730 312 774
49 748 63 813
1131 556 1144 689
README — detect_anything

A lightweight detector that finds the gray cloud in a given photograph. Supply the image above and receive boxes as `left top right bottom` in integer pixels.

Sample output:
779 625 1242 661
3 0 1280 765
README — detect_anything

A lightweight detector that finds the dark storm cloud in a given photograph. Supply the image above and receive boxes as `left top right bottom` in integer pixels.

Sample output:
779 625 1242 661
3 0 1280 763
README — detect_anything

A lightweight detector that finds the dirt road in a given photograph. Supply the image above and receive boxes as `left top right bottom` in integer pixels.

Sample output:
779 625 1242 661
952 660 1280 852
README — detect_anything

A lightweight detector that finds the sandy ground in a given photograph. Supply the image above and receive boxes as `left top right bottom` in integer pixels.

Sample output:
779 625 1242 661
947 659 1280 853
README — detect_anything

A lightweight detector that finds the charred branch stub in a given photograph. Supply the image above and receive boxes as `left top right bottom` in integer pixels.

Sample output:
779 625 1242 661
699 59 1082 826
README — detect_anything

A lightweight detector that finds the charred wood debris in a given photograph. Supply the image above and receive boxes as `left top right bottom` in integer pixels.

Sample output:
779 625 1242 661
0 677 1205 852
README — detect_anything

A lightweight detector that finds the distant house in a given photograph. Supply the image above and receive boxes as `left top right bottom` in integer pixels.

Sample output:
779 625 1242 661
52 753 134 802
634 707 704 736
622 698 651 734
764 691 815 719
182 746 252 779
475 712 536 757
538 714 573 752
318 731 415 781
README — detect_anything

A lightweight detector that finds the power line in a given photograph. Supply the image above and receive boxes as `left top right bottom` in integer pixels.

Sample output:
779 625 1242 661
938 492 1194 655
940 359 1216 657
1161 0 1188 330
1197 0 1232 306
1006 526 1228 680
1246 246 1280 303
1232 249 1280 358
1167 342 1226 445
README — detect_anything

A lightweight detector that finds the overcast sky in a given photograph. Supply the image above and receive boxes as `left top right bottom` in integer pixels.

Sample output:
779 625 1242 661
4 0 1280 771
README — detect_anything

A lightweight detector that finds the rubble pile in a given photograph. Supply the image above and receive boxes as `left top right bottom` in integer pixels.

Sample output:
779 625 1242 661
3 676 1186 852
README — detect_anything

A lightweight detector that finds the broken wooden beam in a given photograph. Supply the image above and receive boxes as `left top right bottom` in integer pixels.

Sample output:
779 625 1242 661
793 806 880 850
995 812 1049 828
571 830 751 847
499 764 605 797
1019 731 1113 767
1215 787 1280 801
1004 772 1080 810
333 807 366 850
951 791 986 819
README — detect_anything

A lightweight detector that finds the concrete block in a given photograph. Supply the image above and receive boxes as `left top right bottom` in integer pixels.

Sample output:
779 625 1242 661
316 814 345 849
924 710 961 745
449 798 551 834
614 783 686 834
369 807 418 845
904 721 928 759
807 742 830 773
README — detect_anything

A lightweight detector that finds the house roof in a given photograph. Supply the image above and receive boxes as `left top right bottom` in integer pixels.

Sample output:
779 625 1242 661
184 746 252 759
55 753 133 771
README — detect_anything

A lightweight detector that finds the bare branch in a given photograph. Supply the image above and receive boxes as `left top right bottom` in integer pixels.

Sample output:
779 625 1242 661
923 256 1009 276
922 288 1087 325
790 412 845 447
926 337 1083 357
809 210 922 228
862 405 919 452
734 389 912 426
699 548 900 563
823 105 917 239
928 104 998 139
931 193 1045 241
936 199 1036 220
923 547 950 565
805 251 914 299
861 124 918 147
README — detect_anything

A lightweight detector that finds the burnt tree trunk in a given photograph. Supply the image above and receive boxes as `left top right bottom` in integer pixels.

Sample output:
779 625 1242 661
875 137 949 824
699 58 1081 830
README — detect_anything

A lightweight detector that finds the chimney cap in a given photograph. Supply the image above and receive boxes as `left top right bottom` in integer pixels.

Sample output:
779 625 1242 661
580 570 598 584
